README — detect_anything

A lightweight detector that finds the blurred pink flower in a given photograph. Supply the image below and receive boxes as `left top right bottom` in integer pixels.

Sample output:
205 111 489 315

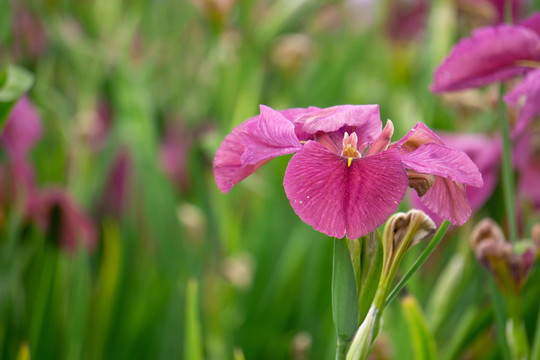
1 96 42 159
34 188 96 253
10 2 48 60
159 123 193 193
431 23 540 93
0 96 42 219
96 149 131 219
505 68 540 137
214 105 482 238
386 0 428 42
514 130 540 207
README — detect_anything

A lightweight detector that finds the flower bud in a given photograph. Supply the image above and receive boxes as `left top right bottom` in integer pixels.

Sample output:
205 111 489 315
470 218 539 295
346 306 380 360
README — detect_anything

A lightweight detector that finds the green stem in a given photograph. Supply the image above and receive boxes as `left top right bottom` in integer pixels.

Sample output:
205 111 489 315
498 85 518 242
506 295 529 360
491 281 512 360
531 300 540 360
385 221 450 306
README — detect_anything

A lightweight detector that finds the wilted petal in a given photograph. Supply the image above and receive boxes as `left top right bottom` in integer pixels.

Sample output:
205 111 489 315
296 105 382 145
401 143 483 187
284 141 408 239
214 107 301 193
418 177 472 225
504 68 540 138
431 25 540 93
1 96 42 158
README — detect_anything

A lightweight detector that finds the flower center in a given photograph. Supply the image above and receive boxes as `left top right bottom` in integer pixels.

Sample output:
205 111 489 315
341 132 360 167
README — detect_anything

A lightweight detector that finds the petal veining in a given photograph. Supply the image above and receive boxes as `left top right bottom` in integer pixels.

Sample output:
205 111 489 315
283 141 408 239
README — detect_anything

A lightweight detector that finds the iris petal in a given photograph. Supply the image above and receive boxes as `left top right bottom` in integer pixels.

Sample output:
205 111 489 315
431 25 540 93
417 177 471 226
214 107 302 193
401 143 483 187
283 141 408 239
504 68 540 138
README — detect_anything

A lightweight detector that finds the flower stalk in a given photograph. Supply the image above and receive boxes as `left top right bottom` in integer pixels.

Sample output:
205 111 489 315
497 85 518 242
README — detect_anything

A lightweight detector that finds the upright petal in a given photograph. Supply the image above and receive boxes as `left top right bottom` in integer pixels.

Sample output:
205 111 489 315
365 120 394 156
296 105 382 146
430 25 540 93
214 106 302 193
418 177 472 225
392 122 443 152
504 68 540 138
400 143 483 187
283 141 408 239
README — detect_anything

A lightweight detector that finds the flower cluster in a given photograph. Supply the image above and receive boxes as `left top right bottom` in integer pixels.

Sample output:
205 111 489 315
214 105 482 239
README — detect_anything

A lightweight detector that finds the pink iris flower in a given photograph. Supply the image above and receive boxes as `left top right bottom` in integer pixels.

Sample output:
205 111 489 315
430 13 540 137
214 105 483 239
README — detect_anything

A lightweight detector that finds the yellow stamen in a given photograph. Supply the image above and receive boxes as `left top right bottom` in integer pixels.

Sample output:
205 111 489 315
348 157 353 167
515 60 540 68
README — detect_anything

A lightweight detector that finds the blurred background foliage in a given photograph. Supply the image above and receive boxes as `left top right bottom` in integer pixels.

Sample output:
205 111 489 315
1 0 540 359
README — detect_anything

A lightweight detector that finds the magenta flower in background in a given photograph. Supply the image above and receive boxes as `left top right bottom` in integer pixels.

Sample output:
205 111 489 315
96 149 131 219
1 96 43 159
33 188 96 253
159 122 193 193
514 131 540 207
430 22 540 93
505 68 540 137
0 96 43 219
214 105 482 238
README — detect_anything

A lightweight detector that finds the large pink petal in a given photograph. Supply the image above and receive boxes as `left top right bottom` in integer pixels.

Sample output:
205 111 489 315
504 68 540 138
295 105 382 146
430 25 540 93
214 106 302 193
283 141 408 239
418 177 472 225
401 143 484 187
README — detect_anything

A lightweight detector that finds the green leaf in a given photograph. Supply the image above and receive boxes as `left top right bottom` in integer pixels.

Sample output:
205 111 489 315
0 64 35 130
333 237 359 359
185 278 203 360
357 232 383 323
401 295 437 360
